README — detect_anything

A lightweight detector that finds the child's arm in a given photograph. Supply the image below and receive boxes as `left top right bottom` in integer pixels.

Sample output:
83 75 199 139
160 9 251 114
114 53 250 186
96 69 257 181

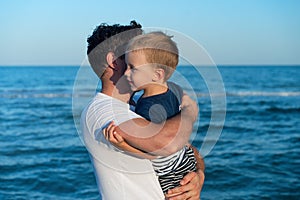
115 94 198 157
103 122 157 160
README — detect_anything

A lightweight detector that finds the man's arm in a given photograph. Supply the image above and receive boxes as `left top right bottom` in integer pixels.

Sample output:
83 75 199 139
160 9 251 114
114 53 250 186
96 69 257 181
191 145 205 172
115 95 198 156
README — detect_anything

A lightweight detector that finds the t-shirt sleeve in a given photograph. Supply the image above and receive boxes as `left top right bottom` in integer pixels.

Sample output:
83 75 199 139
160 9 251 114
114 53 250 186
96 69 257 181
84 94 142 140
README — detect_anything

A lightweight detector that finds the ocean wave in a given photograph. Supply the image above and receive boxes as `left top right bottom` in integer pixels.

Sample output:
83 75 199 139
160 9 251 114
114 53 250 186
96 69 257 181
266 106 300 113
0 92 93 99
196 91 300 97
0 93 72 98
227 91 300 97
1 91 299 99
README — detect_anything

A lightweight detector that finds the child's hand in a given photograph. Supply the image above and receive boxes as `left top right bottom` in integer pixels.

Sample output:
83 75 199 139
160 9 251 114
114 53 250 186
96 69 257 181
102 121 125 147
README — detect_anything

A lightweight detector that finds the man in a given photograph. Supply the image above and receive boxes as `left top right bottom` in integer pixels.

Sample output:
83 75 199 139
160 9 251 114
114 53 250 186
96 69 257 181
81 21 204 199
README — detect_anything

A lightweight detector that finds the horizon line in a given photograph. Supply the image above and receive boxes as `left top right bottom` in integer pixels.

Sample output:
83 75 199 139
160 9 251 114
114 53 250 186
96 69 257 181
1 64 300 67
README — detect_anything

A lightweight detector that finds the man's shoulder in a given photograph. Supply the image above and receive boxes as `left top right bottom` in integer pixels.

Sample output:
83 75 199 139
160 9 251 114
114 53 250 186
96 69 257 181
93 92 113 102
83 92 142 126
83 93 111 113
167 81 183 94
167 81 183 103
85 93 127 115
88 92 126 108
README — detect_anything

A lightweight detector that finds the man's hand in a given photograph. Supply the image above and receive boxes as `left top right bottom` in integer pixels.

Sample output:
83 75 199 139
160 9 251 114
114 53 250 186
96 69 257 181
165 170 205 200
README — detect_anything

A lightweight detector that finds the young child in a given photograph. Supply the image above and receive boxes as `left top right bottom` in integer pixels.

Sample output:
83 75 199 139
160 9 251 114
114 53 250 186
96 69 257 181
104 32 197 194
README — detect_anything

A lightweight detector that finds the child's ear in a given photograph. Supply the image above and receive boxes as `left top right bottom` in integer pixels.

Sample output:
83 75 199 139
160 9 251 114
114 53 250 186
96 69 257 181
153 68 165 82
106 52 117 69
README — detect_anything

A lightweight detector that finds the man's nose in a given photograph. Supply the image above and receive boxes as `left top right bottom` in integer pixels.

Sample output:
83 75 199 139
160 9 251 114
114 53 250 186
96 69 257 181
124 66 130 76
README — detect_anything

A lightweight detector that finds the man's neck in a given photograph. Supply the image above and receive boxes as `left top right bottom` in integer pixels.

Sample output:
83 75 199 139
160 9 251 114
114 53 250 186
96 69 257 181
101 85 131 103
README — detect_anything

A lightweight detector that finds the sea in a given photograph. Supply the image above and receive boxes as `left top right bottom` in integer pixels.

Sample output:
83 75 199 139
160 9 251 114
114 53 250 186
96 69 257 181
0 66 299 200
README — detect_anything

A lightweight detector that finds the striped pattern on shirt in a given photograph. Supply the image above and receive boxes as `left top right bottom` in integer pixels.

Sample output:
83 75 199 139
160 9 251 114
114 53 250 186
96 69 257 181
152 146 197 193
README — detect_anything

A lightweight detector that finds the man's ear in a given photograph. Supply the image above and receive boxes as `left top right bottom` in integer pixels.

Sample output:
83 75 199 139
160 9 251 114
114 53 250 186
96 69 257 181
152 68 165 82
106 52 116 69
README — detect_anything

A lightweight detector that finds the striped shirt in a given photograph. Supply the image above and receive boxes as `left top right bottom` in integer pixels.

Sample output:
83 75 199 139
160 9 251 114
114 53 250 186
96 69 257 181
152 146 197 193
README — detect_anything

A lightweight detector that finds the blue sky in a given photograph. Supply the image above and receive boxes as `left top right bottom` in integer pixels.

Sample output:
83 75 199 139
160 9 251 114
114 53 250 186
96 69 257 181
0 0 299 66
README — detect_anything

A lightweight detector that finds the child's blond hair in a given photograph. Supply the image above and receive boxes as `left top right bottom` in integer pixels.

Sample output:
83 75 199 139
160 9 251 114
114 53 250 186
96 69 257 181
126 31 179 80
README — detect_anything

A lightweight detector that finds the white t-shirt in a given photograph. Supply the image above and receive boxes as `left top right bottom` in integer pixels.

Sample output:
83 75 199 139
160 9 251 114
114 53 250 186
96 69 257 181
80 93 164 200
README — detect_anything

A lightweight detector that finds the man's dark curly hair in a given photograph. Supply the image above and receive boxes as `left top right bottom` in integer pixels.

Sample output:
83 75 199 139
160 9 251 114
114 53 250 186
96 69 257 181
87 20 142 54
87 20 142 77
